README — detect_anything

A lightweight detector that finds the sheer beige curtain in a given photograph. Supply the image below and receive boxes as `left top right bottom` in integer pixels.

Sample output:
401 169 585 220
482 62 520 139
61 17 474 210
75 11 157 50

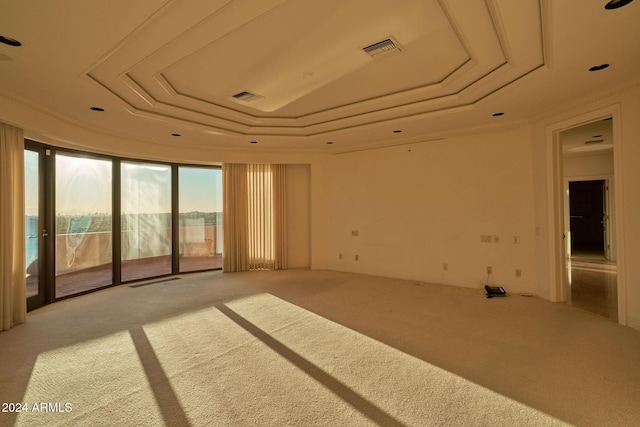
0 122 26 331
223 163 287 272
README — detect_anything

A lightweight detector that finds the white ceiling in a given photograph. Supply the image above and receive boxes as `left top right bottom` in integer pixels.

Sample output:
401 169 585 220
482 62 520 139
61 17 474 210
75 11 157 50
0 0 638 151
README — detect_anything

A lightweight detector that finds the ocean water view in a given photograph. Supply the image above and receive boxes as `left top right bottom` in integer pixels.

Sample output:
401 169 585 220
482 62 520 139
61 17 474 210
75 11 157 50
25 215 38 270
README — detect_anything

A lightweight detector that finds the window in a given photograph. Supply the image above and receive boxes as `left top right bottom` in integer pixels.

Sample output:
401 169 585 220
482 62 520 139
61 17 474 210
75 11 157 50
179 167 223 272
55 154 113 298
121 161 172 282
24 140 223 309
24 149 40 299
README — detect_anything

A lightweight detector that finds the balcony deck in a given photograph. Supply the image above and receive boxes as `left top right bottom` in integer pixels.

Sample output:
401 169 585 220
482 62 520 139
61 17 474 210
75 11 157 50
27 254 223 300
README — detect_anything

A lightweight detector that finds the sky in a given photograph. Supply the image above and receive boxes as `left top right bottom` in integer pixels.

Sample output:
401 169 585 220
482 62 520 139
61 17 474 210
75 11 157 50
24 150 39 216
44 155 222 215
179 167 223 212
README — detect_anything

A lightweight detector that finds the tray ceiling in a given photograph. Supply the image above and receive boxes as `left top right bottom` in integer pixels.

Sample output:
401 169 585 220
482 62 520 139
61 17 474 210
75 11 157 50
85 0 542 136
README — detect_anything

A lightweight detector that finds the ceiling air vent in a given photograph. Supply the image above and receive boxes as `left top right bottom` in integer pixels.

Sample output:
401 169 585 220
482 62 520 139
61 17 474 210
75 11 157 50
232 91 262 103
362 38 402 59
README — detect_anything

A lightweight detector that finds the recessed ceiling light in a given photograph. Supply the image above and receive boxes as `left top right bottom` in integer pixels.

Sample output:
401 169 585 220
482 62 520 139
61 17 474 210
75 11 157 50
605 0 634 9
492 112 504 116
171 133 181 137
393 130 402 133
326 141 334 145
90 107 104 112
249 141 258 144
0 35 21 47
589 64 610 71
592 134 603 138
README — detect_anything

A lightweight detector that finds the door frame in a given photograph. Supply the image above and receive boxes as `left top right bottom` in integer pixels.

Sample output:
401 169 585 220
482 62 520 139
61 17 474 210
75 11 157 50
25 140 53 311
546 104 626 324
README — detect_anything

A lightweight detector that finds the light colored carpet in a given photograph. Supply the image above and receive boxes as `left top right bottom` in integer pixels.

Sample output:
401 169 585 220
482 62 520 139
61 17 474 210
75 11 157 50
1 269 639 426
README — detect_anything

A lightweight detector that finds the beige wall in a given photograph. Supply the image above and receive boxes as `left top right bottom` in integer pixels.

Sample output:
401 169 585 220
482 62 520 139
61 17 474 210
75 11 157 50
617 88 640 330
563 152 614 178
325 126 538 294
286 164 311 268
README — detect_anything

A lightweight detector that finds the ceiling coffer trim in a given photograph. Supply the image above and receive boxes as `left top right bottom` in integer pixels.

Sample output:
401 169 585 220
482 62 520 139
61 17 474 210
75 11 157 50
82 0 546 138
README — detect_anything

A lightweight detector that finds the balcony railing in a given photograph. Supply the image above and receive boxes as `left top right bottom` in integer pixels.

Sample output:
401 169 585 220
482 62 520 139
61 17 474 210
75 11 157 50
27 225 223 299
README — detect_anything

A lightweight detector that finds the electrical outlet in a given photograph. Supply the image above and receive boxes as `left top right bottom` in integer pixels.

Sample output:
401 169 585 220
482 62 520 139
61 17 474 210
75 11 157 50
352 230 359 237
355 254 359 261
514 236 520 244
493 235 499 243
487 266 492 275
443 263 448 271
339 254 343 260
516 269 522 277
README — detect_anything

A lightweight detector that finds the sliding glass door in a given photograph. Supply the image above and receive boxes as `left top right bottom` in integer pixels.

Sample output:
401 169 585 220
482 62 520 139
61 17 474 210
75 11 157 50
24 140 223 310
55 153 113 298
178 166 223 272
24 145 46 310
121 161 172 282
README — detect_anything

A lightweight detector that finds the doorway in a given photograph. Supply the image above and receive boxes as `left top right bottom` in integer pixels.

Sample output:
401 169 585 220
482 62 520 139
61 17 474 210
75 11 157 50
559 117 618 321
566 179 617 319
568 180 607 257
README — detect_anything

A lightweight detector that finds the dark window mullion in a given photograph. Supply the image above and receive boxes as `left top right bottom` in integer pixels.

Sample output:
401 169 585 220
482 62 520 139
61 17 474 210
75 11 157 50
172 164 179 274
113 159 122 285
44 146 56 304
